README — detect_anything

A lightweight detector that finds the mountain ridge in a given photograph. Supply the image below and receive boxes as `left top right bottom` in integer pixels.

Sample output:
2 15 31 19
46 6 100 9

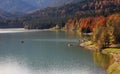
20 0 120 29
0 0 120 28
0 0 81 14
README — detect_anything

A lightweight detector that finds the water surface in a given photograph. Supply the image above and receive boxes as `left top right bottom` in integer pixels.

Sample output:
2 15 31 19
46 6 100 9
0 30 106 74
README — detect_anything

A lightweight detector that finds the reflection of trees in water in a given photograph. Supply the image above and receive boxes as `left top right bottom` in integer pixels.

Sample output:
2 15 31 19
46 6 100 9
93 52 114 69
65 30 81 38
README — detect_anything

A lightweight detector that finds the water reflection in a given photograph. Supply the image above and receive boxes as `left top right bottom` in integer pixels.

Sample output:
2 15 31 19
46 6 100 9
0 56 31 74
64 30 81 38
0 56 96 74
93 52 114 69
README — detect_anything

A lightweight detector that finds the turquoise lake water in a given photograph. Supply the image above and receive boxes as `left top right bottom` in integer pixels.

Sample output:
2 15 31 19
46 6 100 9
0 30 106 74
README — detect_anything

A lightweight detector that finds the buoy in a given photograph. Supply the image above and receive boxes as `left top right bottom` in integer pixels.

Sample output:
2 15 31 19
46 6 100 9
21 41 24 43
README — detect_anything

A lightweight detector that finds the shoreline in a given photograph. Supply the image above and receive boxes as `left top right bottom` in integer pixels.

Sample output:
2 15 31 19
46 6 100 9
80 41 120 74
0 28 49 31
0 28 25 30
80 41 98 51
102 49 120 74
0 28 53 33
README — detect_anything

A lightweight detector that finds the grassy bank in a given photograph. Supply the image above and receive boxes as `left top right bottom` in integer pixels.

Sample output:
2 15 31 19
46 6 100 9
80 41 120 74
103 48 120 74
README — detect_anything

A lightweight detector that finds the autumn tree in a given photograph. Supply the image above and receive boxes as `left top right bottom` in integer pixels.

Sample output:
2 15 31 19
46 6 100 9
106 14 120 44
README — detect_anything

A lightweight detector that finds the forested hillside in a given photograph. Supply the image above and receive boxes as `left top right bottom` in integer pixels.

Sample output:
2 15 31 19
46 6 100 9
21 0 120 29
65 13 120 47
0 0 120 28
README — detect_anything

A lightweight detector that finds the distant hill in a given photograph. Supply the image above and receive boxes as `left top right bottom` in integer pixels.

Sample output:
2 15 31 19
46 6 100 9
20 0 120 29
0 0 81 14
0 0 120 28
0 0 36 15
44 0 81 7
0 9 13 18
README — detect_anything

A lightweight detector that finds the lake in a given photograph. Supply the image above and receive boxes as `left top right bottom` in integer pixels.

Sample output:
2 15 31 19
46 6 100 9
0 30 107 74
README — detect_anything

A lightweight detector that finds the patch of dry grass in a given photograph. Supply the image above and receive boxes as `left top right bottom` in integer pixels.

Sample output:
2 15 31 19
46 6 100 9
103 48 120 74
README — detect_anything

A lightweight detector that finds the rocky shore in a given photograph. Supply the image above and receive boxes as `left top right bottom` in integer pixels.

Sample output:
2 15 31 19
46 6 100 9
80 41 98 51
